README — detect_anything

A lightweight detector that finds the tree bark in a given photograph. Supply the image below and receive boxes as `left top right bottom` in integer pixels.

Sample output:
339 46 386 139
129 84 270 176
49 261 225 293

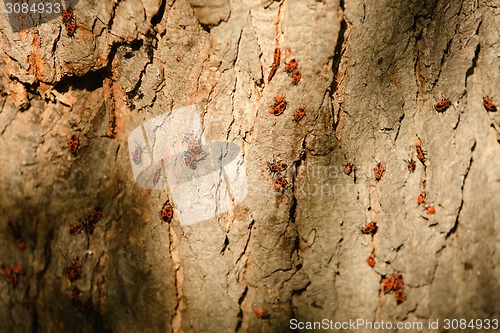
0 0 499 332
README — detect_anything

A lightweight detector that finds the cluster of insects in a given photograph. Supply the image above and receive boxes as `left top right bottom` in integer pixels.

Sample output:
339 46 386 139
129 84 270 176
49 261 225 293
69 208 103 236
62 6 77 37
285 59 302 85
268 95 306 121
267 49 306 124
434 96 496 113
182 133 207 170
416 191 435 214
415 136 426 166
66 210 97 313
267 160 288 194
1 263 23 289
64 257 82 282
268 94 287 116
353 95 497 305
382 273 406 304
69 134 79 154
268 47 302 86
7 221 26 250
160 200 174 223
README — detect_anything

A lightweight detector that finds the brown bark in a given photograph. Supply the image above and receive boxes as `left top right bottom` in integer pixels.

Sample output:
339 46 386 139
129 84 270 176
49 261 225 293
0 0 499 332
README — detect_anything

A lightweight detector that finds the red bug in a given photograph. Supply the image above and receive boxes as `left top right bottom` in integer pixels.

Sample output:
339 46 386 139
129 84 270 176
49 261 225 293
11 264 22 274
274 174 287 193
344 163 354 175
255 308 269 319
291 71 302 85
393 273 404 290
367 253 375 267
11 263 23 287
91 208 102 223
274 94 285 106
65 17 77 37
383 275 395 294
69 134 79 154
268 160 287 174
268 65 278 82
16 239 26 250
293 108 305 122
406 159 416 173
273 47 280 66
416 145 426 165
424 204 436 215
417 192 426 204
62 7 73 23
270 101 287 116
434 99 451 112
69 221 85 235
161 200 174 223
285 59 298 73
2 264 12 281
86 208 102 235
65 257 81 282
374 162 385 181
86 220 96 235
395 288 405 304
361 221 377 235
483 96 497 112
267 48 280 82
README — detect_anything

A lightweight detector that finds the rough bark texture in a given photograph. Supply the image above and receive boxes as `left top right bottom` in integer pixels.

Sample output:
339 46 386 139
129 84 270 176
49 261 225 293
0 0 499 332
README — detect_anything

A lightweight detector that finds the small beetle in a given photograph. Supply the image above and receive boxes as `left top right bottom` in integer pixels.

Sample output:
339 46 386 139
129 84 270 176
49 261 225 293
285 59 298 73
434 99 451 112
483 96 497 112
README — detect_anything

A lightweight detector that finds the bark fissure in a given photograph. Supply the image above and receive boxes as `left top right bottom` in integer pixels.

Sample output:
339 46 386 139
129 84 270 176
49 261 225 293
234 286 248 332
328 1 347 131
169 225 184 332
446 140 475 239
